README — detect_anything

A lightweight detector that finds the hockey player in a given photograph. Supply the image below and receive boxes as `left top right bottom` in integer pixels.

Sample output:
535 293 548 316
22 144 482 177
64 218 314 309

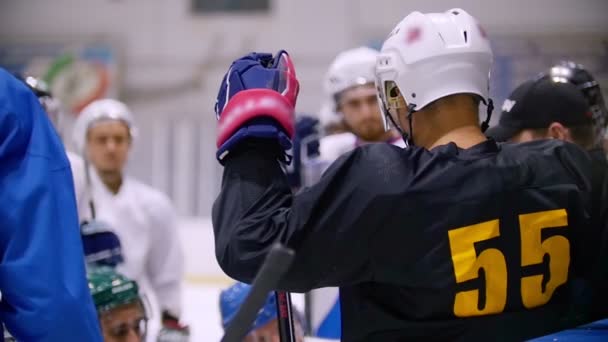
549 61 607 152
0 68 102 340
486 74 608 320
88 266 148 342
72 99 188 341
317 47 403 166
220 282 305 342
212 9 601 341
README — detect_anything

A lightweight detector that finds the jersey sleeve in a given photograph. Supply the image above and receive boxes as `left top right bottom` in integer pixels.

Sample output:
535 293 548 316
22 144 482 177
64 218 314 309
0 71 102 341
212 140 384 292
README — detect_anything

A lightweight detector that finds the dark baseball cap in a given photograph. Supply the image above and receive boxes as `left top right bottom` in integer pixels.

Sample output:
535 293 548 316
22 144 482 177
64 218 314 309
486 76 593 142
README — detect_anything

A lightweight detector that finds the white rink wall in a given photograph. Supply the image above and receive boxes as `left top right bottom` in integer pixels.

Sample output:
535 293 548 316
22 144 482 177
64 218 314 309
177 217 228 283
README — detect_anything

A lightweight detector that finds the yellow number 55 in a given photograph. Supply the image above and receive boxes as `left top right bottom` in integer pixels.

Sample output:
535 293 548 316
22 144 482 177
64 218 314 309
448 209 569 317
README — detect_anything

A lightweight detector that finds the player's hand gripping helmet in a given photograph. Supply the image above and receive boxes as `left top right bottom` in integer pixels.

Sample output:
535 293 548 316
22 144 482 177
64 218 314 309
548 61 607 148
73 98 138 155
214 51 299 163
375 8 493 146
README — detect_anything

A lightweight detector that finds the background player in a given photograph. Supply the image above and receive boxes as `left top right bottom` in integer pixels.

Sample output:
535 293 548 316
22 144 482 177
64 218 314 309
212 9 599 340
88 266 149 342
72 99 188 341
0 68 102 341
220 282 306 342
317 47 403 166
486 74 608 319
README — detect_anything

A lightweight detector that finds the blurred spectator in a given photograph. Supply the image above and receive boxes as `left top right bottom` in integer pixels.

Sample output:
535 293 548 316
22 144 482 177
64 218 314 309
72 99 188 341
88 266 148 342
220 282 305 342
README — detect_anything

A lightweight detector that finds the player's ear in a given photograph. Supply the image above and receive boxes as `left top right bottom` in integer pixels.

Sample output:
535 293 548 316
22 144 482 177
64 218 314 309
547 122 569 141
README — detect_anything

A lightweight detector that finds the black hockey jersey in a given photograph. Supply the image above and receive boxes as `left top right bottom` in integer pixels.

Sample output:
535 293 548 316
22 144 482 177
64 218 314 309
213 138 598 341
587 148 608 320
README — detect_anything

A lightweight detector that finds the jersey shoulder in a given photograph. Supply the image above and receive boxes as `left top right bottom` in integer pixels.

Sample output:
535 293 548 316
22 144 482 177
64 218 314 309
326 142 420 187
500 139 592 180
499 139 585 159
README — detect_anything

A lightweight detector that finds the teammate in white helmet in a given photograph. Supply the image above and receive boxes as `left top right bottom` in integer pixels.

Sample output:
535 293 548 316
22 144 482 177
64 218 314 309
308 47 407 340
72 99 188 341
317 47 404 165
212 9 602 340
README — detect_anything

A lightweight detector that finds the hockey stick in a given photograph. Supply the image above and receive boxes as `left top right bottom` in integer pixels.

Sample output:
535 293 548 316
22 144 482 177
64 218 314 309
221 243 295 342
83 157 96 220
303 291 313 335
275 290 296 341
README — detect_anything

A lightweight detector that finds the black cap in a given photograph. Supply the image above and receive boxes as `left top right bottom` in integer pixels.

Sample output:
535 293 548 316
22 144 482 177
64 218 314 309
486 76 592 142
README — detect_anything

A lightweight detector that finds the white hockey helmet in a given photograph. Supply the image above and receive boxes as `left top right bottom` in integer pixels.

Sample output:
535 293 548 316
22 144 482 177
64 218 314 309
375 8 493 132
323 46 379 109
73 98 137 154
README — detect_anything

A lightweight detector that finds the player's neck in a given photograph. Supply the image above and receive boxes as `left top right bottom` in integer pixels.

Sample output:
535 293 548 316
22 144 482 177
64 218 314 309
427 125 487 150
414 97 487 150
99 171 123 194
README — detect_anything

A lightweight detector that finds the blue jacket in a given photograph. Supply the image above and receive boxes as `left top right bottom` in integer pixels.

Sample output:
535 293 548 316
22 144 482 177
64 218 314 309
0 69 102 341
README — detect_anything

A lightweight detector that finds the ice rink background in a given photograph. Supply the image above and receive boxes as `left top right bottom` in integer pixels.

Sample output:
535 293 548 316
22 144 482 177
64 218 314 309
0 1 607 341
176 218 306 341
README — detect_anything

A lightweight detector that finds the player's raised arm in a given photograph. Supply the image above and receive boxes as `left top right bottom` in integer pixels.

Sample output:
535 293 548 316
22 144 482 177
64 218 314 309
212 51 377 291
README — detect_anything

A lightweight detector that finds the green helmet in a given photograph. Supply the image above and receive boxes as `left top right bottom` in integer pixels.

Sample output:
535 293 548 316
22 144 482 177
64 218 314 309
87 266 142 313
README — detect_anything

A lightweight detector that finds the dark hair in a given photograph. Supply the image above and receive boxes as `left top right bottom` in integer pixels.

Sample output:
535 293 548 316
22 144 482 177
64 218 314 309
569 124 596 149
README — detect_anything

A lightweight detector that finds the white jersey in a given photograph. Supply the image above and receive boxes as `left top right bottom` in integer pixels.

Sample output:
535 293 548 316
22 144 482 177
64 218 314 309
318 132 357 166
319 132 405 170
66 151 89 221
69 159 184 318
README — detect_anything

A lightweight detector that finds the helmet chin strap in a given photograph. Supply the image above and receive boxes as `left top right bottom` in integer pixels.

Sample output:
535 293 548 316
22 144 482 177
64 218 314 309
385 103 417 148
481 98 494 133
